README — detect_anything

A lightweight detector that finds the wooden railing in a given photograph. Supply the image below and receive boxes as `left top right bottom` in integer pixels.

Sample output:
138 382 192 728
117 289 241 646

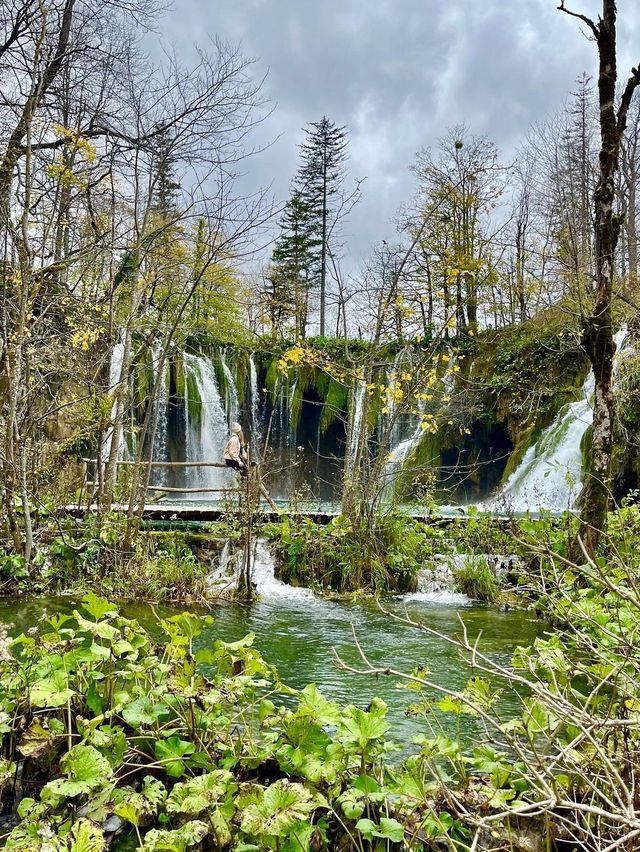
81 459 277 509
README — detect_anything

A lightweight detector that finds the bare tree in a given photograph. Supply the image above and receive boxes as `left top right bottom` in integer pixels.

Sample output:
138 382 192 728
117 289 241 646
559 0 640 554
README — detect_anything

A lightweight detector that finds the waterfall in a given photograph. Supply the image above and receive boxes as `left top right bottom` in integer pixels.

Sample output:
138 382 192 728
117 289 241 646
384 418 424 491
490 325 629 512
103 340 126 463
220 348 239 426
151 344 169 485
248 354 262 461
249 353 261 432
348 380 366 465
183 353 231 494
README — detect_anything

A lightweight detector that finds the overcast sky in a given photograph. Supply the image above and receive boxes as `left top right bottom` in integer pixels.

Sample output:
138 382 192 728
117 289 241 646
159 0 640 268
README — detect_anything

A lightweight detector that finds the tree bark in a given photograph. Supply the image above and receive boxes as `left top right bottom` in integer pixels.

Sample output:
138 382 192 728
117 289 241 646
560 1 640 554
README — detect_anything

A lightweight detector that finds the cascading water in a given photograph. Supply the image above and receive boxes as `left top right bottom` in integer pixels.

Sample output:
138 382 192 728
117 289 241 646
249 353 261 453
206 538 314 600
250 539 314 600
489 326 629 512
103 340 126 464
183 353 231 495
151 345 170 486
348 381 366 466
220 348 239 426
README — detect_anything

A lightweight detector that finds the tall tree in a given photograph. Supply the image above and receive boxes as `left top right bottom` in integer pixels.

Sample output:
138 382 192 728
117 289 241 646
559 0 640 555
269 190 321 338
298 117 348 337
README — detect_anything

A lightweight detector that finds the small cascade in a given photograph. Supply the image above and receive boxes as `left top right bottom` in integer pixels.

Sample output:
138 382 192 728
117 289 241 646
401 557 470 605
206 539 313 600
206 539 241 593
220 348 239 426
489 325 630 512
183 353 230 494
400 553 514 604
250 539 314 600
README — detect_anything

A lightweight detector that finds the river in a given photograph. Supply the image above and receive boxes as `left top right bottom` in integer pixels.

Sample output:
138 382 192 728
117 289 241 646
0 592 540 748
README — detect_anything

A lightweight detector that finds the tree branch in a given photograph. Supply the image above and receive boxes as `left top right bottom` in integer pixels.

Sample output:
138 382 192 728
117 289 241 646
557 1 599 39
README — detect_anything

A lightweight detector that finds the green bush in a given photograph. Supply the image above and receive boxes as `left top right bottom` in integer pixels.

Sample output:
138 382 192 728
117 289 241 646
452 557 499 602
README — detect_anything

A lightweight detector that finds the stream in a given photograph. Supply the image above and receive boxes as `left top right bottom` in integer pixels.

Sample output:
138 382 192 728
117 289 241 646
0 591 541 748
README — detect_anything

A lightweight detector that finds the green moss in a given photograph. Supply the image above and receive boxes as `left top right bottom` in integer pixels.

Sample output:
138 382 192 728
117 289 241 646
263 358 281 395
320 377 350 432
172 352 186 399
185 369 202 427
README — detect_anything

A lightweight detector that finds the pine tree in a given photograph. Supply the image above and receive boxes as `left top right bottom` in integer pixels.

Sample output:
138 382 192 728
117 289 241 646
152 126 181 215
270 189 321 338
270 118 349 337
298 117 348 337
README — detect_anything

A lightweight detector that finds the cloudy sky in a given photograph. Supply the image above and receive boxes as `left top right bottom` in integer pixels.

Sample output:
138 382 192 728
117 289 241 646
160 0 640 267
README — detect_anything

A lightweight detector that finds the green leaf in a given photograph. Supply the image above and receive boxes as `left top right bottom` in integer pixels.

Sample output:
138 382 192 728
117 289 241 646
356 817 404 843
339 700 389 752
30 669 75 708
297 683 342 725
141 820 209 851
154 736 195 778
166 770 234 815
377 817 405 842
45 744 112 798
69 818 107 851
122 696 169 728
81 593 117 621
240 780 316 839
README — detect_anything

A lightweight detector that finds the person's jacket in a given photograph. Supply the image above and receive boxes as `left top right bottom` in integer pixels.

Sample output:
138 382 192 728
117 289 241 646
223 434 243 463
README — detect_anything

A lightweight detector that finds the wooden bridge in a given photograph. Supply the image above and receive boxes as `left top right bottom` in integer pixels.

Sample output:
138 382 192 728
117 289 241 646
68 458 522 530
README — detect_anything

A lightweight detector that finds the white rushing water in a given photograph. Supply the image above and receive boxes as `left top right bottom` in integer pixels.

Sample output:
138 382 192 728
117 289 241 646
488 325 629 512
250 539 314 600
207 538 314 600
348 381 367 465
151 344 169 486
220 348 239 426
249 353 261 452
103 340 126 463
183 353 230 493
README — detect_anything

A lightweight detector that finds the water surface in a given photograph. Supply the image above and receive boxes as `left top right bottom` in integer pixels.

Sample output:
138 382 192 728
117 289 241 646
0 594 541 748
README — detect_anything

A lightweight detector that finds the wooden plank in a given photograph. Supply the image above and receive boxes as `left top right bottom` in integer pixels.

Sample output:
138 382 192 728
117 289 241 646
84 483 240 493
81 459 229 469
144 486 240 493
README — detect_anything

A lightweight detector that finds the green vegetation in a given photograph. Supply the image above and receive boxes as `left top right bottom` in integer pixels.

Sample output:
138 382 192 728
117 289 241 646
451 558 499 603
1 518 640 852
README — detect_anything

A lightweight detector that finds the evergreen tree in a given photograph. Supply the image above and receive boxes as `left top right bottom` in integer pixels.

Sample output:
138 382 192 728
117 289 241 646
270 117 348 338
270 189 321 338
152 126 181 215
298 117 348 336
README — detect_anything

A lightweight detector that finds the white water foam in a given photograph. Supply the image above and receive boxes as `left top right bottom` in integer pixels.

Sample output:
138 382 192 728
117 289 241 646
486 325 629 512
250 539 314 600
400 590 471 605
206 539 314 600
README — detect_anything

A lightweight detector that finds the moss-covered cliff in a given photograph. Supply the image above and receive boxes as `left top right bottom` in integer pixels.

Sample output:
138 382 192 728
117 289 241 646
400 310 589 503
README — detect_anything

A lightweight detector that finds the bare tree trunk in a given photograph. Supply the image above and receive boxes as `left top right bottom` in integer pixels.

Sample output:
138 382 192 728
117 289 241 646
560 1 640 555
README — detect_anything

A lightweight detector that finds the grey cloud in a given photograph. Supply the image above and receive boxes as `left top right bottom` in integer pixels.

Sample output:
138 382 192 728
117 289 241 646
159 0 640 267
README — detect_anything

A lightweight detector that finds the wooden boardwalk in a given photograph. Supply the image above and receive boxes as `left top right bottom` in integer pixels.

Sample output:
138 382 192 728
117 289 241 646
63 501 518 529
